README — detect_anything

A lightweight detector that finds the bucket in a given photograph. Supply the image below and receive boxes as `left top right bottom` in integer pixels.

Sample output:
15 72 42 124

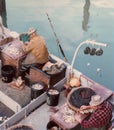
47 121 59 130
31 82 45 100
46 89 60 106
1 65 15 83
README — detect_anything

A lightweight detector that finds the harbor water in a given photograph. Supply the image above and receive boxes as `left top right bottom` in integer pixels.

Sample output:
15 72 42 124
2 0 114 91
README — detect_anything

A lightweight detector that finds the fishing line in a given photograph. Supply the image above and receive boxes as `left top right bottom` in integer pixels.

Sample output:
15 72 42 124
46 13 68 62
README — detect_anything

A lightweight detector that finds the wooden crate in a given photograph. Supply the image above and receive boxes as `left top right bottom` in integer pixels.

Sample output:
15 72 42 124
0 40 26 77
29 65 66 87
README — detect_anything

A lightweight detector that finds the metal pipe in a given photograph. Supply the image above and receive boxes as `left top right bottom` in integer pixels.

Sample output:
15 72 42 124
70 39 108 77
46 13 68 62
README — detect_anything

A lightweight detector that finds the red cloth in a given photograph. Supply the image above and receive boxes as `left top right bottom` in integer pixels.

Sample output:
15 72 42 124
81 101 112 128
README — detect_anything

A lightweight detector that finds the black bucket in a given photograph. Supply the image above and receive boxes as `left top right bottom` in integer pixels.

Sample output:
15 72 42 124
1 65 15 83
31 82 46 100
46 121 59 130
46 89 60 106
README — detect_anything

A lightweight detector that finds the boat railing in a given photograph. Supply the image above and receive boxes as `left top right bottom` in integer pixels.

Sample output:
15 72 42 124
0 77 67 130
0 92 46 130
80 74 95 87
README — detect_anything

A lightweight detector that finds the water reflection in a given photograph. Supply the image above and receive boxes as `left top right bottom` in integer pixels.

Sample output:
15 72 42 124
82 0 90 32
0 0 7 27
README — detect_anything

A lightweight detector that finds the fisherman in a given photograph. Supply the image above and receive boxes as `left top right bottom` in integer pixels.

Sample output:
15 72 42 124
21 27 49 69
78 94 112 130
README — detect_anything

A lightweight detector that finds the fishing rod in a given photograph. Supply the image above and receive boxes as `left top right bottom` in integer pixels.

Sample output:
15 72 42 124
46 13 68 62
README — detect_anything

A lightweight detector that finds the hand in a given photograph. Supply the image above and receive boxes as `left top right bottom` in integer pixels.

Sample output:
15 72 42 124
24 42 29 45
80 105 90 110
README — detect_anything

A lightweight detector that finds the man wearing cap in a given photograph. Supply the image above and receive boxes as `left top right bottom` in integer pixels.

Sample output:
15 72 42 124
78 95 112 130
21 27 49 68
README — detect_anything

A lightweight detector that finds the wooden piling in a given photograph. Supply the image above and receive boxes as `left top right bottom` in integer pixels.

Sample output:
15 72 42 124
0 0 7 27
0 0 6 12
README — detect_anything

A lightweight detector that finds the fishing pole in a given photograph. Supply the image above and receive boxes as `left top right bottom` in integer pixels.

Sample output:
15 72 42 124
46 13 68 62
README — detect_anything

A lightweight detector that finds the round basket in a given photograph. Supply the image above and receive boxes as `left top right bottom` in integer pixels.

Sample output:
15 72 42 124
7 124 35 130
67 87 96 112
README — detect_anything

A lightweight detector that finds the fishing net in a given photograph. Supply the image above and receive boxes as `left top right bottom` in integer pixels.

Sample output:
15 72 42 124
67 87 96 111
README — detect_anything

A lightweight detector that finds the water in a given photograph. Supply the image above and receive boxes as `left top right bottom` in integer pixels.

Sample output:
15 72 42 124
2 0 114 90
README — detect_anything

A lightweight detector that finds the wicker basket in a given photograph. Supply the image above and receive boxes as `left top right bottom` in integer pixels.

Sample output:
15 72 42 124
7 124 35 130
67 87 96 112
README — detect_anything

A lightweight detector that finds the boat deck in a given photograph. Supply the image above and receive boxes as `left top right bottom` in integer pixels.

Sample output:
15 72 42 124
0 79 31 106
0 81 113 130
0 101 14 124
0 77 31 113
18 95 114 130
19 91 67 130
0 59 113 130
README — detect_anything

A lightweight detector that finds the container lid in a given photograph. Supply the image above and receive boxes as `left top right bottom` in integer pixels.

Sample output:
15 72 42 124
47 89 59 95
31 83 44 90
